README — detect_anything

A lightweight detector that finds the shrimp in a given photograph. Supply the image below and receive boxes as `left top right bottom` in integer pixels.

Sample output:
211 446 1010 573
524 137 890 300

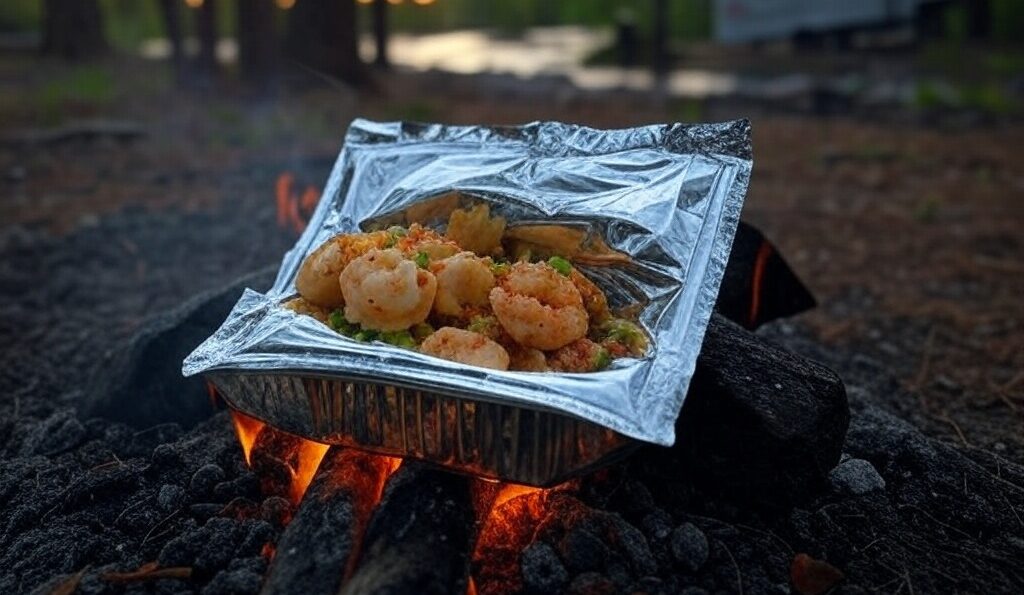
394 223 461 260
339 248 437 332
431 252 496 317
446 203 506 256
507 344 549 372
547 338 610 373
296 231 389 307
488 262 588 351
569 268 610 323
281 296 331 324
419 327 510 371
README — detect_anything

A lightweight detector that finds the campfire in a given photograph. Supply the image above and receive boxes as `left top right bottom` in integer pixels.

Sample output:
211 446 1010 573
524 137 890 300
174 200 836 595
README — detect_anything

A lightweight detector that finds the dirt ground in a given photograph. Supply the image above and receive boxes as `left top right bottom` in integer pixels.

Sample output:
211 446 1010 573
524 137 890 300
2 53 1021 465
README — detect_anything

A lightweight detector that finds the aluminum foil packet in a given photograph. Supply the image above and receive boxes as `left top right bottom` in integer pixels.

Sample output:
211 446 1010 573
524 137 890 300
183 118 752 447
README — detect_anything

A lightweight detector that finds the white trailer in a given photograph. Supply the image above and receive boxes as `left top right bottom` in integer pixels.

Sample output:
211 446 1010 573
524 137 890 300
712 0 945 44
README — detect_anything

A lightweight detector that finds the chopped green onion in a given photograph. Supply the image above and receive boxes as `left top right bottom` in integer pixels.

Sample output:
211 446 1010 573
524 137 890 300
594 347 612 371
353 329 379 342
383 225 407 247
414 251 430 269
381 330 416 348
489 261 511 276
411 322 434 342
547 256 572 276
328 310 359 335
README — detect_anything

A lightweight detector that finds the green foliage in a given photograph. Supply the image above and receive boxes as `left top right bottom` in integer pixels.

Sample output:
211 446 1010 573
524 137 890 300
36 64 116 124
0 0 40 33
991 0 1024 42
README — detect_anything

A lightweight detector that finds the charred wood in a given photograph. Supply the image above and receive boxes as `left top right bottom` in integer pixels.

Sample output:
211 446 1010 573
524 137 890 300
341 463 475 595
664 314 849 503
262 448 394 595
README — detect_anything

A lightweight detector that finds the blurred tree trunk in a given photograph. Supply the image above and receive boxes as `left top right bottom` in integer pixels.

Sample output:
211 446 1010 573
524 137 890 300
373 0 389 69
197 0 219 75
42 0 107 60
156 0 184 80
286 0 365 84
651 0 669 76
237 0 277 84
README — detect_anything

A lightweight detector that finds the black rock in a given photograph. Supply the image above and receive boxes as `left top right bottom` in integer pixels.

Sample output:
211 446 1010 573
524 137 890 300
558 526 610 573
158 484 186 512
670 523 709 573
627 575 669 595
642 509 673 541
828 458 886 496
190 464 226 498
260 496 292 528
202 567 263 595
521 542 569 594
567 572 617 595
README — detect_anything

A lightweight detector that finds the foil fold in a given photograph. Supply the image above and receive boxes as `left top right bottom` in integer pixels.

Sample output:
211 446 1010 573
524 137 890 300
184 118 751 447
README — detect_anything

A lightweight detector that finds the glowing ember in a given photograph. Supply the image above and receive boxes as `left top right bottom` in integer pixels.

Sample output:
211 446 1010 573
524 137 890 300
470 481 572 594
490 483 544 511
229 409 266 466
275 172 320 234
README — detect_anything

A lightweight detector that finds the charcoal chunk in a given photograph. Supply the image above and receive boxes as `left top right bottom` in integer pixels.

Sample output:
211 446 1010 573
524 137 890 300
190 464 225 498
670 523 709 573
559 526 610 573
521 542 569 594
568 572 617 595
158 484 186 512
202 567 263 595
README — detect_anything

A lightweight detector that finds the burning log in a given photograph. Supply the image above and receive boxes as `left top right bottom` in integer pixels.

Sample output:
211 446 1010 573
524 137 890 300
341 462 476 595
262 448 399 595
715 221 816 329
658 314 849 502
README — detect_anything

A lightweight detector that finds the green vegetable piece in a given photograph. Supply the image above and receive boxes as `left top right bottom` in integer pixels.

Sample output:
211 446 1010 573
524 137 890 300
328 310 359 335
384 225 407 247
489 261 511 276
467 315 499 338
601 318 648 354
594 347 612 371
381 330 416 348
547 256 572 276
353 329 379 342
414 251 430 269
411 322 434 342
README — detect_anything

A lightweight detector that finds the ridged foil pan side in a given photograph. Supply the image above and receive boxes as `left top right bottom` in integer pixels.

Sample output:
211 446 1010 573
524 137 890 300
184 119 752 447
207 371 637 486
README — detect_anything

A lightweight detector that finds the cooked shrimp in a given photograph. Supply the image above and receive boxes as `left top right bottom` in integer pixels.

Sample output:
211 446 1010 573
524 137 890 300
507 344 548 372
281 296 331 324
419 327 510 370
431 252 496 317
446 203 506 256
488 262 588 351
394 223 461 260
569 268 610 323
547 338 610 373
339 248 437 332
296 231 389 307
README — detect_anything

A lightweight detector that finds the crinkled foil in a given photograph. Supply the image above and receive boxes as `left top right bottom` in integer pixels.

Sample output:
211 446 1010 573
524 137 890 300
183 118 751 447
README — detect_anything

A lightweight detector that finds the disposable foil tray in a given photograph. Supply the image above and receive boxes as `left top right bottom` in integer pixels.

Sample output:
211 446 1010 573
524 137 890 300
185 119 752 486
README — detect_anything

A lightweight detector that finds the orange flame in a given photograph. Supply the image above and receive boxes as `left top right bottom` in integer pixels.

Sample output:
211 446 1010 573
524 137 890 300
275 172 320 234
229 409 266 466
288 439 331 504
748 240 773 327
